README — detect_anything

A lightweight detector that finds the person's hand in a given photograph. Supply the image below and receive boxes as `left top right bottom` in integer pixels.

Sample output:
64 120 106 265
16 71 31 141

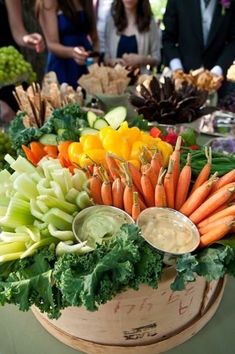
22 33 45 53
73 47 89 65
122 53 142 66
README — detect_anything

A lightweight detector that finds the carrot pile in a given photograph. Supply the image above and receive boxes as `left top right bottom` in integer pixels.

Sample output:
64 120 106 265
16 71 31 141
22 138 235 250
88 138 235 248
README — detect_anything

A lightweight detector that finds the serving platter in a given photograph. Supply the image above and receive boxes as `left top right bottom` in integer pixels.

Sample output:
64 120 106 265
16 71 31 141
195 110 235 137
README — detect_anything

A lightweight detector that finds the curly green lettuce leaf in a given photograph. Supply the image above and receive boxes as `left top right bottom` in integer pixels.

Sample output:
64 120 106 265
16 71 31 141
0 248 61 318
54 224 163 312
171 245 235 291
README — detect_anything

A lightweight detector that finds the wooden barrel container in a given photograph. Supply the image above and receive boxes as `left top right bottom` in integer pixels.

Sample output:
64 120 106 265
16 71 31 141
32 267 225 354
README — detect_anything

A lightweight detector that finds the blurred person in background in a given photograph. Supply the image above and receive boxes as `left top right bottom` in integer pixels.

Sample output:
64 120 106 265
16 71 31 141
104 0 161 70
35 0 99 88
93 0 113 60
0 0 44 124
162 0 235 97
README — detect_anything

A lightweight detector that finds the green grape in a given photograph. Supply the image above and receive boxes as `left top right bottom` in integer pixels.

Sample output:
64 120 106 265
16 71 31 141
0 46 37 86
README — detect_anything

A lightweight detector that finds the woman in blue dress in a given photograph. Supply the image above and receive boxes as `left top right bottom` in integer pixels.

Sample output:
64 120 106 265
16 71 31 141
36 0 99 88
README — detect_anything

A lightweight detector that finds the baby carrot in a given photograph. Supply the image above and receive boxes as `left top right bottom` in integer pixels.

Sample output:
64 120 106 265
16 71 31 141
200 221 234 248
141 174 155 207
100 167 113 206
112 177 124 209
155 168 167 207
199 215 235 235
145 165 158 189
133 185 147 210
190 146 212 194
170 135 182 191
210 169 235 194
150 151 162 178
128 162 143 195
89 176 103 205
164 159 175 208
105 154 120 181
179 179 215 216
189 187 235 225
175 153 192 210
122 162 134 215
197 203 235 228
132 192 140 221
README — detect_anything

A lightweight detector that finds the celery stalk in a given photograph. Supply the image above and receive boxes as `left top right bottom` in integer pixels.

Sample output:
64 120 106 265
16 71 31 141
20 237 57 259
72 170 87 191
13 173 38 200
0 241 26 255
76 191 94 209
0 252 24 263
43 208 73 230
37 195 78 214
50 181 65 200
0 198 34 228
16 226 41 242
55 240 94 256
65 188 79 204
51 169 72 195
36 200 49 214
48 224 75 241
0 232 30 243
30 200 44 221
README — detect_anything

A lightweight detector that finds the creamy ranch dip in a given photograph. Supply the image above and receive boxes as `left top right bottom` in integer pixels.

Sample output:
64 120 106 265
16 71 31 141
137 208 200 254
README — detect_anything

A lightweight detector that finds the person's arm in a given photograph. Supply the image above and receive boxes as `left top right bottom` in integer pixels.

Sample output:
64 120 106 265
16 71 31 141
38 0 88 64
5 0 44 52
162 0 182 68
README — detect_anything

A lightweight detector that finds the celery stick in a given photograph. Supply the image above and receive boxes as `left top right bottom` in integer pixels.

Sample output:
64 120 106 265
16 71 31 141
37 195 78 214
0 241 26 255
20 237 57 259
16 226 41 242
33 220 48 230
56 240 93 256
0 169 11 183
13 173 38 200
50 181 65 200
51 169 72 195
72 170 87 191
0 196 10 207
13 192 29 202
0 232 30 243
0 198 34 228
0 252 24 263
36 200 49 214
9 155 40 175
0 206 7 217
76 191 94 210
65 188 79 204
43 208 73 230
48 224 75 241
30 200 44 221
4 154 15 165
37 179 55 197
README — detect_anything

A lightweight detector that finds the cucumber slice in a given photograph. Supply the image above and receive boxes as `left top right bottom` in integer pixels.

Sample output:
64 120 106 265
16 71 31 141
87 111 97 127
39 134 58 146
80 128 99 136
93 118 108 130
104 106 127 129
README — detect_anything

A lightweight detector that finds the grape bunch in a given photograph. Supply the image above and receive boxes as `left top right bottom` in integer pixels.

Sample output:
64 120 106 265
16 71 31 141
0 130 15 170
0 46 36 87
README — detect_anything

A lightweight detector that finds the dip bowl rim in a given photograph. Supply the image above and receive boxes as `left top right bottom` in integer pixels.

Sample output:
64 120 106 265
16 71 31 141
136 207 200 256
